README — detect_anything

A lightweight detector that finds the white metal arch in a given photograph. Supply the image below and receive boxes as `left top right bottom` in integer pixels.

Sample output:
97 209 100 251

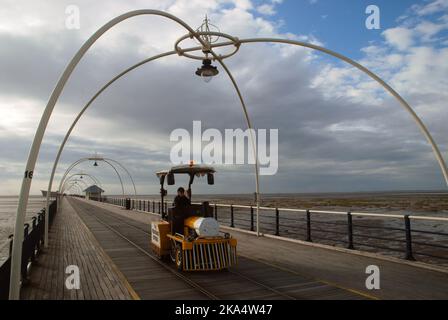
62 179 87 193
57 158 127 196
64 182 82 195
62 173 102 189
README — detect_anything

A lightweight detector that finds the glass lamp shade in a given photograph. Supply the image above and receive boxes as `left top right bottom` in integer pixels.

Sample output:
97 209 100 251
195 59 219 83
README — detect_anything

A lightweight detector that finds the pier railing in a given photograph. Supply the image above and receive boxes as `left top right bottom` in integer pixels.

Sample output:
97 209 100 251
102 197 448 266
0 200 57 300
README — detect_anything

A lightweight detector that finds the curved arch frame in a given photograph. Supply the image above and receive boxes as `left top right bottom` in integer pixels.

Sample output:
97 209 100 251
10 9 446 299
62 173 102 189
62 179 88 193
57 158 127 196
64 182 83 195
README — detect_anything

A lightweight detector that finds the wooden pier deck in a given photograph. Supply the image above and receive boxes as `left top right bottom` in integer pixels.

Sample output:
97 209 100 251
20 197 134 300
20 197 448 300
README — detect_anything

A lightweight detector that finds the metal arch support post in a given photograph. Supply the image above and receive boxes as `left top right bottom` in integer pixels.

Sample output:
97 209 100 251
237 38 448 188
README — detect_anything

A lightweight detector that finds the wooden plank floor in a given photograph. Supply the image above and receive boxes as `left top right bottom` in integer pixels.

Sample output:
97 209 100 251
20 198 134 300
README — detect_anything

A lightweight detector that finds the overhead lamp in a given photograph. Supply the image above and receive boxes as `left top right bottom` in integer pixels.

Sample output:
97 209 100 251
195 59 219 83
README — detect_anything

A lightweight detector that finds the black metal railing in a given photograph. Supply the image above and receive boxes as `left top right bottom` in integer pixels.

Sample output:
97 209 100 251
100 197 448 266
0 199 57 300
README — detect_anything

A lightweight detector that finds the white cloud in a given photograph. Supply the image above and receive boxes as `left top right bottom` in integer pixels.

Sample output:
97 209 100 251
415 20 448 41
257 4 276 16
382 27 414 50
412 0 448 16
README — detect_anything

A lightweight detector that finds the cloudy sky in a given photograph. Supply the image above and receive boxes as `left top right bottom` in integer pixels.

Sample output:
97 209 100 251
0 0 447 196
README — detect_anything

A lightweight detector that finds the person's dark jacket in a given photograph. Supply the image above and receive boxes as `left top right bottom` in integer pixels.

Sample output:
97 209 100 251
173 195 190 208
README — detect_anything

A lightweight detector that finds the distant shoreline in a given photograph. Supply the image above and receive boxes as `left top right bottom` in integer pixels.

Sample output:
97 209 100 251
1 190 448 198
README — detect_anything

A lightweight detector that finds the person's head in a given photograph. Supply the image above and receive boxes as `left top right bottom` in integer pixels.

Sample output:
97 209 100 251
177 187 185 196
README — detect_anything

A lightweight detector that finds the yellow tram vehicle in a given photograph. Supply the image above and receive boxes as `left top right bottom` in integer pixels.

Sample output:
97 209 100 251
151 165 237 271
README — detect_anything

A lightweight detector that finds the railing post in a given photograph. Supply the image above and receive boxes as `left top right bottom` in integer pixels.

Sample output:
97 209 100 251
214 204 218 220
24 223 29 238
250 206 254 231
347 212 354 250
306 210 312 242
8 235 13 256
275 208 280 236
230 205 234 228
404 215 415 261
158 202 161 215
22 223 30 280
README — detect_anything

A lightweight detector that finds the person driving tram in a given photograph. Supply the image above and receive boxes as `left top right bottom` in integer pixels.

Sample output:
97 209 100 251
173 187 190 208
171 187 191 235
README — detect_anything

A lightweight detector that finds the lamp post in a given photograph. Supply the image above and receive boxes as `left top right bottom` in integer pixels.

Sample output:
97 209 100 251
10 9 448 300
